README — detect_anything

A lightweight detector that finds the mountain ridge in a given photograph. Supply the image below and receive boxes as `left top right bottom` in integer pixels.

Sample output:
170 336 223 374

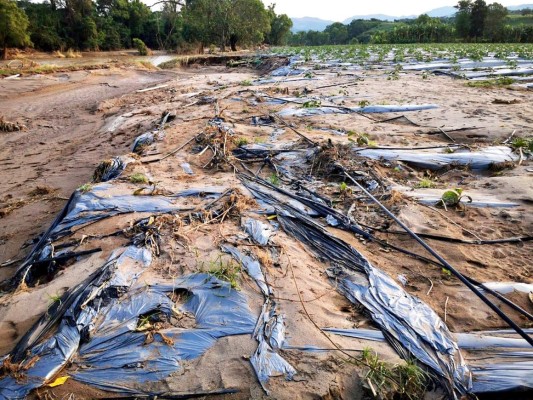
291 3 533 32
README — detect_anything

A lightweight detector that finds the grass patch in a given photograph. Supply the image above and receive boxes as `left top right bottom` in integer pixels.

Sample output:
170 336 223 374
361 347 427 400
302 99 321 108
207 256 241 289
510 136 533 153
129 173 149 184
240 79 252 86
466 77 515 88
268 173 280 186
415 178 435 189
78 183 92 193
233 137 249 147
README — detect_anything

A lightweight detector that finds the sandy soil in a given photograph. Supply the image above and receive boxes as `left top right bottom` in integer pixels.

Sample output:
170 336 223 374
0 59 531 399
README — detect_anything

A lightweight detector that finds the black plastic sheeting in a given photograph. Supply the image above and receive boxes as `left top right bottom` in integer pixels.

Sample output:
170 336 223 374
355 146 518 171
0 245 257 398
8 183 225 287
240 175 472 399
93 156 128 183
222 243 296 391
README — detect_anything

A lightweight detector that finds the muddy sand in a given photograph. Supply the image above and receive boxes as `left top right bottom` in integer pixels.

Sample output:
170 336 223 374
0 57 531 399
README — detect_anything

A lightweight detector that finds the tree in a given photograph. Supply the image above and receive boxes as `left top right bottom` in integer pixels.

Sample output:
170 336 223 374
266 4 292 45
470 0 488 38
484 3 507 41
228 0 270 50
0 0 31 59
455 0 472 39
324 22 348 44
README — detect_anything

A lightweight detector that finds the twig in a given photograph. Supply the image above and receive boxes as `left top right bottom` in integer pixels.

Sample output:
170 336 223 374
157 133 201 162
444 296 449 323
502 129 516 144
426 277 434 296
438 127 456 143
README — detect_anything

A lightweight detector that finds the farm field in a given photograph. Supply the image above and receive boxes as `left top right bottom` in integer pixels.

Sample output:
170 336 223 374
0 43 532 399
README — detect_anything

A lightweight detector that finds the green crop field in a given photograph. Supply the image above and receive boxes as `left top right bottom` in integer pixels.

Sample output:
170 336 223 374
271 43 533 64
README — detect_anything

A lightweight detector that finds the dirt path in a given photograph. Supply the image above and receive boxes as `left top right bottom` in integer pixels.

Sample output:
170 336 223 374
0 68 176 275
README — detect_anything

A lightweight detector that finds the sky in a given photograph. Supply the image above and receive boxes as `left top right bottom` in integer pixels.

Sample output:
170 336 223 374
261 0 531 21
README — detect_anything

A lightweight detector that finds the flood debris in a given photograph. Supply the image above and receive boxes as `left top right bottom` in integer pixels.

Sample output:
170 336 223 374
0 116 26 132
1 51 532 400
0 245 255 398
93 156 130 182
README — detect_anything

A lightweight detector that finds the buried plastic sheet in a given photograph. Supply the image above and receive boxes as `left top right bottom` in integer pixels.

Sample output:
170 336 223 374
0 246 151 400
73 274 256 394
470 361 533 393
355 146 518 171
324 328 533 349
221 244 295 390
403 59 533 71
481 282 533 295
0 247 256 397
132 131 156 154
9 183 226 286
240 176 471 398
397 187 520 208
277 104 438 118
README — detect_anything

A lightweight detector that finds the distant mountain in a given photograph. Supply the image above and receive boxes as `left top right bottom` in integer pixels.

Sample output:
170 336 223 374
291 17 335 32
508 4 533 10
342 14 415 24
291 4 533 32
426 6 456 18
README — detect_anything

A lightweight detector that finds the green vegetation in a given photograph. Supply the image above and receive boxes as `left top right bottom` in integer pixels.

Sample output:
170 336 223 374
361 347 427 399
78 183 93 193
271 43 533 67
510 136 533 153
129 173 149 184
416 178 435 189
268 173 280 186
3 0 292 55
234 137 249 147
466 77 515 87
288 1 533 45
207 256 241 289
0 0 31 59
302 99 321 108
132 38 149 56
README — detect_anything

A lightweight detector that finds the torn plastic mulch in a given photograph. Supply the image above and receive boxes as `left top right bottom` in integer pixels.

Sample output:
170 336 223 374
0 246 256 398
277 104 438 118
240 175 472 399
222 242 296 392
242 217 273 246
7 183 225 287
0 246 151 399
323 327 533 350
92 156 129 183
355 146 518 171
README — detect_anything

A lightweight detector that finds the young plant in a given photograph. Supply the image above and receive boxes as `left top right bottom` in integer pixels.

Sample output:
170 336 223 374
129 173 149 184
438 188 472 211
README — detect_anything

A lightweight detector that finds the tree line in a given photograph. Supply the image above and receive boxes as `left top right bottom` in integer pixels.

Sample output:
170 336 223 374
289 1 533 46
0 0 293 58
